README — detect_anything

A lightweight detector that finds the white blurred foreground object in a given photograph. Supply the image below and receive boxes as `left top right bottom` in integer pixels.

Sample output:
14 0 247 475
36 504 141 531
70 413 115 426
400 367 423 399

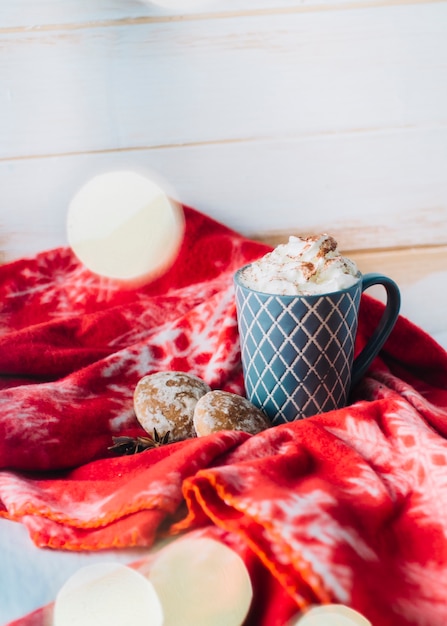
67 171 184 286
52 536 252 626
53 562 163 626
148 536 253 626
290 604 372 626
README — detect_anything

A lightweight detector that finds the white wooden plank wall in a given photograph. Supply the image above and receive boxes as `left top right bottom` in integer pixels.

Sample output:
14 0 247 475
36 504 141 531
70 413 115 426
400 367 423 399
0 0 446 338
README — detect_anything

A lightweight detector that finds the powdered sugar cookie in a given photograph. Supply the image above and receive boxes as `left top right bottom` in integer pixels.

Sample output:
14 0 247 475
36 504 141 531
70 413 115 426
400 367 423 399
134 371 211 442
193 390 271 437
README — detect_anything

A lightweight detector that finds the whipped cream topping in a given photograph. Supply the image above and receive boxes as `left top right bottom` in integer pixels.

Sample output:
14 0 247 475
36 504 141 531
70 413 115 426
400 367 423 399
239 234 359 295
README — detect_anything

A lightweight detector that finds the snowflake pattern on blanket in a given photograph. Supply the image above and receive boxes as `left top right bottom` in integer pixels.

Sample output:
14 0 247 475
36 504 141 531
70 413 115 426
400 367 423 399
1 207 447 626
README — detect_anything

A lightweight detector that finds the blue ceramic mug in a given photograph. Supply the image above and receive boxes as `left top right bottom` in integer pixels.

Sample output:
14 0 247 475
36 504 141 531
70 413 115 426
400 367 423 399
234 269 400 425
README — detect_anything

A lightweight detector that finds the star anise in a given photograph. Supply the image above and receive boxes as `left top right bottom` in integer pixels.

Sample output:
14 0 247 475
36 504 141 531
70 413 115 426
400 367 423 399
108 428 171 456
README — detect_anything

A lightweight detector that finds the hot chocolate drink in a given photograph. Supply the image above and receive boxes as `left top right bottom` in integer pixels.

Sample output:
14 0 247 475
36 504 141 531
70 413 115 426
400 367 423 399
239 234 358 296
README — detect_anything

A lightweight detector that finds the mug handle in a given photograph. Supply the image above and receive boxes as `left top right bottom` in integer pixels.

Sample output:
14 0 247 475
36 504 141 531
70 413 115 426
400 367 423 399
351 273 401 387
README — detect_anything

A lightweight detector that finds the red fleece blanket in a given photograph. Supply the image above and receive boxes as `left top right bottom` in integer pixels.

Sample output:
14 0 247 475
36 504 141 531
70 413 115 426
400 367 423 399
1 207 447 626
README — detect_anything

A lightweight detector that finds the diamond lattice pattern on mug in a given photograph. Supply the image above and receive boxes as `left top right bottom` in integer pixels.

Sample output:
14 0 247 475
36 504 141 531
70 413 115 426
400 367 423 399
237 289 358 424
